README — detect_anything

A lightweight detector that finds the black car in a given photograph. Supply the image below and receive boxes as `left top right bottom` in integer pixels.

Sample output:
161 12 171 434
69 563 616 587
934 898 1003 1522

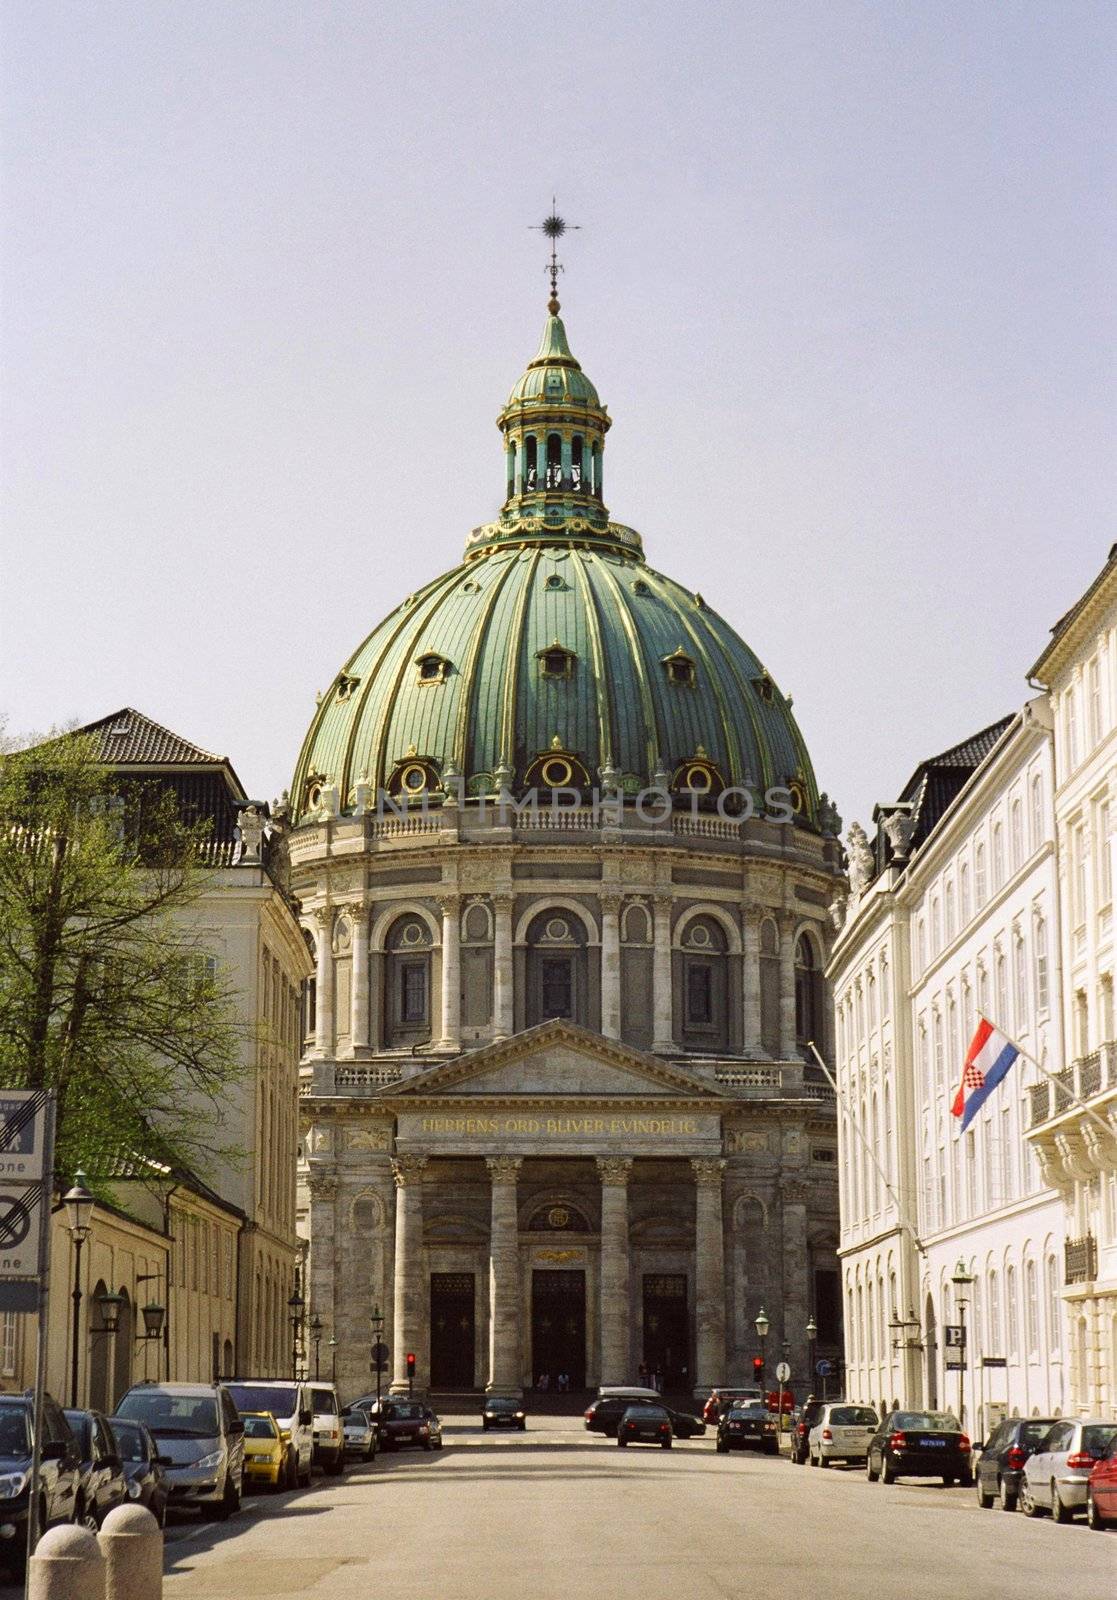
617 1405 673 1448
866 1410 973 1486
663 1408 705 1440
584 1395 661 1438
790 1397 829 1465
108 1418 170 1527
482 1397 526 1431
974 1415 1061 1511
0 1393 81 1572
716 1403 779 1455
63 1409 128 1531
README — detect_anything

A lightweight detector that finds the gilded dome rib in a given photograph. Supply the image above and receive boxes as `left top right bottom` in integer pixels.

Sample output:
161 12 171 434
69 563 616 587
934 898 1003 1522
499 549 542 776
591 558 664 777
568 553 616 772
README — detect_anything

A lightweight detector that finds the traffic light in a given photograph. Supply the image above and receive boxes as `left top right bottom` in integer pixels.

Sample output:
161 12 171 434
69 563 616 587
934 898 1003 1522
753 1356 764 1375
406 1352 416 1379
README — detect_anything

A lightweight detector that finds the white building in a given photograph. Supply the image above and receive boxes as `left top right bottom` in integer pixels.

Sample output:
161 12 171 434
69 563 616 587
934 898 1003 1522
1027 548 1117 1415
830 706 1068 1434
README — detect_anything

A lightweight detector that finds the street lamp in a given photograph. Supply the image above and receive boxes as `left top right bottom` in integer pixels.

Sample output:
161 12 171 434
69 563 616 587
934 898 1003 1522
92 1290 124 1337
951 1258 974 1430
806 1314 818 1399
754 1307 769 1393
288 1285 305 1381
136 1271 169 1379
63 1172 94 1408
328 1336 338 1383
370 1303 385 1411
310 1314 324 1381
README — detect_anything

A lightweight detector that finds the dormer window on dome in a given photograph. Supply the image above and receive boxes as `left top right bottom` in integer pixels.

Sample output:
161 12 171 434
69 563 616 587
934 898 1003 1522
663 648 696 688
416 652 451 686
538 641 576 679
524 740 591 792
335 674 360 702
386 750 441 798
754 672 774 703
672 747 725 798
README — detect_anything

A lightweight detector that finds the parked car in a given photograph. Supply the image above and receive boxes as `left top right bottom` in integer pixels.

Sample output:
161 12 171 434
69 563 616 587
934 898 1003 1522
307 1383 345 1476
107 1417 169 1526
377 1401 442 1452
974 1416 1061 1511
224 1380 314 1488
342 1407 378 1460
1086 1439 1117 1530
808 1403 878 1467
482 1397 526 1431
1020 1418 1117 1522
790 1397 830 1465
663 1408 705 1439
0 1393 80 1573
63 1409 128 1529
865 1410 972 1486
702 1387 764 1426
115 1382 245 1519
584 1391 664 1437
616 1405 673 1448
239 1413 285 1491
716 1403 779 1455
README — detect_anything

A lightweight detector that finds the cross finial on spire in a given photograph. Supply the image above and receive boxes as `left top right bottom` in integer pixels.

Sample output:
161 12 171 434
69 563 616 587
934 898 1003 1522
531 198 579 315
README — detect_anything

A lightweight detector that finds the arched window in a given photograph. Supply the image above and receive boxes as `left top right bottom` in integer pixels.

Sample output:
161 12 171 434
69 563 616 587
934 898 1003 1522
759 918 780 1055
525 910 587 1028
571 435 584 490
591 442 602 498
546 432 562 489
507 441 517 499
795 934 822 1053
384 914 433 1046
679 915 729 1050
1045 1254 1061 1352
525 435 538 490
1025 1260 1039 1354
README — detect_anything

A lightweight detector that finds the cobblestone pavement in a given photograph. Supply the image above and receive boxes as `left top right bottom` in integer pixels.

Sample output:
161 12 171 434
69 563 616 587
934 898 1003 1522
158 1413 1116 1599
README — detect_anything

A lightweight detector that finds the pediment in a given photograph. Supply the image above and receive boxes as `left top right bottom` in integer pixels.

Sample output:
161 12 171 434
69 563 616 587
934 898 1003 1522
390 1020 726 1101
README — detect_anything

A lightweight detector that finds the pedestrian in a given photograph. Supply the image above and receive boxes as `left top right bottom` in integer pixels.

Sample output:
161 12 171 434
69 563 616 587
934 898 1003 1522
537 1372 550 1392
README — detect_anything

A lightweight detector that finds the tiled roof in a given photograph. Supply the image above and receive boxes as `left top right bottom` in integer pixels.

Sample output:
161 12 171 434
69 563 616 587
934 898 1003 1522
79 708 225 768
907 717 1015 785
1029 544 1117 681
873 715 1015 873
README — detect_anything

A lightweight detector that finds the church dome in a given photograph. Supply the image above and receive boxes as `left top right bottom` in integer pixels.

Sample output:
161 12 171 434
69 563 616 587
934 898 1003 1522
291 304 820 826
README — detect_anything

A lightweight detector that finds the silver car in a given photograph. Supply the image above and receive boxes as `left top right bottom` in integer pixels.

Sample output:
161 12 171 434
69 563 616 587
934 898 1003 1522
115 1382 245 1518
341 1407 377 1461
1020 1418 1117 1521
808 1403 878 1466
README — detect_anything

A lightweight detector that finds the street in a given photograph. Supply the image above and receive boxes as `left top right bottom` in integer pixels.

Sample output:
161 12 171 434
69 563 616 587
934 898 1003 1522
158 1410 1115 1599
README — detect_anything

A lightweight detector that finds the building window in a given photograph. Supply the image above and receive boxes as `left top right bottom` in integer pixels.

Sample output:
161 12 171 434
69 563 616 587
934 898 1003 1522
384 915 433 1046
992 823 1004 890
1010 800 1023 870
680 916 729 1048
988 1271 1001 1353
415 652 451 685
538 641 576 679
944 881 955 942
1088 657 1103 744
974 843 986 907
881 954 891 1019
1067 685 1080 768
931 897 941 954
1034 914 1049 1013
526 910 587 1028
794 934 823 1051
1006 1266 1019 1360
959 862 971 926
540 957 573 1019
1045 1255 1060 1351
995 949 1008 1030
1030 774 1044 851
0 1312 16 1377
662 648 696 687
1096 799 1112 907
1025 1260 1039 1355
400 961 428 1023
1013 932 1028 1030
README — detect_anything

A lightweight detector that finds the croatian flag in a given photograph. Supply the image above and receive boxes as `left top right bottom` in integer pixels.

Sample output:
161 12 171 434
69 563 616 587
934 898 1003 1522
951 1018 1020 1131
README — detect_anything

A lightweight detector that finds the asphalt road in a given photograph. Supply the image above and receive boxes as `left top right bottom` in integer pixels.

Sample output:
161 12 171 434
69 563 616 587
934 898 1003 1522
157 1415 1113 1599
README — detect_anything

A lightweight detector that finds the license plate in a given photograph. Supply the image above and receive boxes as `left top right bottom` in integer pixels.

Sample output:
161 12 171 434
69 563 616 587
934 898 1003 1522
921 1439 946 1448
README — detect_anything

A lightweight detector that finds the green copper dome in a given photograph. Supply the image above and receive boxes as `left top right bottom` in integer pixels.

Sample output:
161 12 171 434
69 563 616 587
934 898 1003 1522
291 306 820 826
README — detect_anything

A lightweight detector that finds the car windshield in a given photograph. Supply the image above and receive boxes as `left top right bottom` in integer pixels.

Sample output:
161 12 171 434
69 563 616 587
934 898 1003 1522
1081 1425 1117 1457
342 1410 368 1424
387 1403 425 1421
1017 1421 1058 1447
728 1406 768 1419
891 1411 959 1431
487 1399 518 1411
108 1421 148 1463
828 1407 878 1426
116 1392 220 1438
227 1385 298 1418
625 1407 668 1419
242 1416 277 1439
310 1388 337 1416
0 1410 30 1456
63 1413 93 1454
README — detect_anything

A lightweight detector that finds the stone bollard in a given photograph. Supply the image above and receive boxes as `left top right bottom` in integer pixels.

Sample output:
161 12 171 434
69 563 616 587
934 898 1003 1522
98 1504 162 1600
28 1524 105 1600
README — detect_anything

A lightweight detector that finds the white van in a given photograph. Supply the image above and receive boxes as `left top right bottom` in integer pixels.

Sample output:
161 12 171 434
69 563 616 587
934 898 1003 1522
225 1380 315 1488
307 1382 344 1475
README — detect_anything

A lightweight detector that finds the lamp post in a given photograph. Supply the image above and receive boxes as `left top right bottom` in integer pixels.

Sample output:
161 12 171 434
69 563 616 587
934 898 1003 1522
136 1272 168 1379
288 1285 305 1381
63 1172 94 1407
329 1336 338 1384
755 1306 769 1398
806 1314 818 1400
310 1314 323 1382
951 1258 974 1431
370 1303 385 1413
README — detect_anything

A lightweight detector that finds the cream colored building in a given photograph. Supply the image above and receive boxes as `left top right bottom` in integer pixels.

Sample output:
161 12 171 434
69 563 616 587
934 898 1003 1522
1027 548 1117 1415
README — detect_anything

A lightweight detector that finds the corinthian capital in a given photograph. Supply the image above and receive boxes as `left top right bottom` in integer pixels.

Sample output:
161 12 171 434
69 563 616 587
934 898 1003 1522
391 1154 429 1188
690 1157 726 1188
596 1156 633 1187
485 1156 523 1184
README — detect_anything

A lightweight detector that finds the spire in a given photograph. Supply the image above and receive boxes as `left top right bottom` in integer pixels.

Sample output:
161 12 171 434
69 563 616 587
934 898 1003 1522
531 201 579 316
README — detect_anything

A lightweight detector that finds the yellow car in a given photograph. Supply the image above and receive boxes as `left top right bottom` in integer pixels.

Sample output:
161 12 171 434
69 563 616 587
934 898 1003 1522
241 1412 286 1491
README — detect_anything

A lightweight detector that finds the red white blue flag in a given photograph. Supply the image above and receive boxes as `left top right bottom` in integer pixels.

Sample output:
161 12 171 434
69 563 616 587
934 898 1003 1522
951 1018 1020 1132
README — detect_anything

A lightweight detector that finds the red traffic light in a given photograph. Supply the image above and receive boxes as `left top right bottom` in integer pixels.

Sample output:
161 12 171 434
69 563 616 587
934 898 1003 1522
406 1352 416 1372
752 1356 764 1372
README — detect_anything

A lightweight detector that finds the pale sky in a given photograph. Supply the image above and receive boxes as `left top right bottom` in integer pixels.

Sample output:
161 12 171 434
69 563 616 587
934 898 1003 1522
2 1 1113 830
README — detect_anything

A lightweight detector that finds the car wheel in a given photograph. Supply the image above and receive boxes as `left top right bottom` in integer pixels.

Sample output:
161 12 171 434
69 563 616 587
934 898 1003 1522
1019 1479 1041 1517
881 1455 896 1485
975 1474 994 1508
1051 1481 1073 1524
716 1439 728 1454
818 1453 830 1469
661 1439 671 1450
866 1452 878 1482
213 1473 240 1521
1086 1488 1108 1531
617 1437 627 1448
998 1476 1017 1513
942 1476 955 1487
958 1470 973 1488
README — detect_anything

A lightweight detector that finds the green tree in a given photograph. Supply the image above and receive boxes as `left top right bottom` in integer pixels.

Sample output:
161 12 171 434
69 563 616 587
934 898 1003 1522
0 727 244 1178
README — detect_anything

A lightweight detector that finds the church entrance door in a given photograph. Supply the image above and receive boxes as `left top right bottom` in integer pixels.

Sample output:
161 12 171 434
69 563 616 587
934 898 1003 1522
531 1270 586 1391
642 1273 689 1391
430 1273 476 1389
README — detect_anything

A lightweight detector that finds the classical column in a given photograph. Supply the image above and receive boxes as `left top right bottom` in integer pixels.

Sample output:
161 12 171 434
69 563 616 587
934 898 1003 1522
597 1157 632 1384
312 908 334 1057
600 894 622 1040
780 1178 810 1390
305 1166 337 1364
493 894 514 1040
692 1157 727 1394
741 910 762 1055
486 1156 522 1393
349 902 370 1049
779 913 798 1059
439 895 461 1051
652 895 674 1052
390 1155 427 1392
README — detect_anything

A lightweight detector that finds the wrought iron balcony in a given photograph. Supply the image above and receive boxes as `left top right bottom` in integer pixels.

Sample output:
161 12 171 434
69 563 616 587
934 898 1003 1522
1064 1233 1097 1286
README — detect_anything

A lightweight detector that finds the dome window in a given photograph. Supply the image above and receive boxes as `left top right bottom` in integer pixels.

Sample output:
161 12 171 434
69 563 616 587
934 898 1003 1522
672 747 725 798
525 741 591 792
415 652 451 686
538 640 576 679
787 775 809 815
663 648 696 688
386 749 441 798
633 578 650 596
335 674 360 702
545 573 565 590
754 672 774 703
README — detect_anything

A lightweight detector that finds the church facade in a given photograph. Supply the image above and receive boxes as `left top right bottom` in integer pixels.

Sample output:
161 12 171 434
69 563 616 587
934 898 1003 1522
288 271 844 1398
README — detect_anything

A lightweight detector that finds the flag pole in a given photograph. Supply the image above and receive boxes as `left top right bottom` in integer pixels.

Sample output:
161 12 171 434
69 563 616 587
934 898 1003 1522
973 1017 1113 1143
806 1040 925 1255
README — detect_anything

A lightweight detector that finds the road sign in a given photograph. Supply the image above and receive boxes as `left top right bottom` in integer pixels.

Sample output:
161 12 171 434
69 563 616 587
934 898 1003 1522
371 1340 390 1372
815 1359 833 1377
982 1356 1007 1369
945 1351 967 1370
944 1324 967 1347
0 1091 49 1181
776 1361 791 1383
0 1184 42 1279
